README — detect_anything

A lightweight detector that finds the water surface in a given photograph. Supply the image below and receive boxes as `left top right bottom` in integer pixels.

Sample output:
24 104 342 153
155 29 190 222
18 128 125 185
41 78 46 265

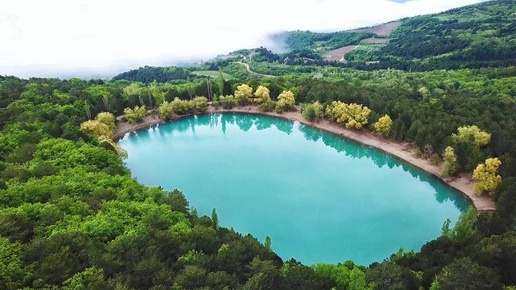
118 113 469 265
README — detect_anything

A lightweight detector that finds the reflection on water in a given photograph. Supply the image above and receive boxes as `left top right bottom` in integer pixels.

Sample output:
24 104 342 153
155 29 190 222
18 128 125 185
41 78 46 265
119 113 470 265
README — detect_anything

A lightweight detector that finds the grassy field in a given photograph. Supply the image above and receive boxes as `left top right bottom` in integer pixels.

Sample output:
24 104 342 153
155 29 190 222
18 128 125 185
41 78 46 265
192 71 236 80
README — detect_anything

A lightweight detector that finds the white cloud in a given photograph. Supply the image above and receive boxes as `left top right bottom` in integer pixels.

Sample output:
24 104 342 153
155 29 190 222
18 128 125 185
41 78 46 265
0 0 487 78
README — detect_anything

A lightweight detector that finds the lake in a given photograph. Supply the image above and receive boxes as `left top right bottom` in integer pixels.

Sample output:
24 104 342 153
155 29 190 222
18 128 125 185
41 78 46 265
118 113 470 266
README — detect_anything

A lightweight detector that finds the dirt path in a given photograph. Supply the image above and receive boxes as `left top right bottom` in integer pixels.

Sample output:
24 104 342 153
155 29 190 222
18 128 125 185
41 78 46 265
237 62 275 78
114 106 496 213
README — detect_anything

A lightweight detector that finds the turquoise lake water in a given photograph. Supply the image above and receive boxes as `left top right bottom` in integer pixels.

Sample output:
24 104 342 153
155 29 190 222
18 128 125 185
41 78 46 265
118 113 470 266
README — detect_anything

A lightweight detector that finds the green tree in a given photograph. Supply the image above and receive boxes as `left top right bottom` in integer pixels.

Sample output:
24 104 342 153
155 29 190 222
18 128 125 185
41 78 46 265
219 95 237 109
374 114 393 137
430 257 502 290
473 157 502 195
302 101 324 122
0 237 25 289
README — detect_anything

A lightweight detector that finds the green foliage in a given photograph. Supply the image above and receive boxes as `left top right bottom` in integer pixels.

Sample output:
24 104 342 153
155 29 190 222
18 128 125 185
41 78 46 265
301 101 324 122
112 66 193 84
277 30 373 52
219 95 237 109
441 146 459 177
123 105 146 123
431 257 503 290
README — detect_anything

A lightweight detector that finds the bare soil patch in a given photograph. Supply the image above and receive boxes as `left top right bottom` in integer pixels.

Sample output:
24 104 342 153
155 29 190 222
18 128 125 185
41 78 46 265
324 45 358 62
348 21 402 37
114 106 496 212
360 37 390 44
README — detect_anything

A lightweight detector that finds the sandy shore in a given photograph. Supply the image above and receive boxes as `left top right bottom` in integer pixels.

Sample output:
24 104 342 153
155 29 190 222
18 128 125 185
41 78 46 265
114 106 496 212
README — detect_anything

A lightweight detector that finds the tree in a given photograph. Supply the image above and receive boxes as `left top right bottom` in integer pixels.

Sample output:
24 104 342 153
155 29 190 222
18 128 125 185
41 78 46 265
302 101 324 122
0 237 25 289
430 257 502 290
374 114 393 137
234 84 253 106
452 125 491 147
148 80 163 107
219 95 237 109
275 90 296 113
80 120 113 139
123 106 146 123
473 157 502 195
123 83 143 105
441 146 459 177
264 236 271 252
211 208 219 229
325 101 371 129
253 86 271 104
191 96 208 113
159 101 175 120
95 112 116 135
169 97 193 115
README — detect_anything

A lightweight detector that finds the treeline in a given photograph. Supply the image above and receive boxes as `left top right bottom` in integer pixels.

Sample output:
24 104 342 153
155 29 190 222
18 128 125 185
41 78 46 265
112 66 193 84
1 70 516 288
271 30 373 52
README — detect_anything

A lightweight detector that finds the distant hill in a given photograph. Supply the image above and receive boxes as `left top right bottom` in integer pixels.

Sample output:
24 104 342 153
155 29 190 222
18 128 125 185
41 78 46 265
268 0 516 70
372 0 516 69
113 0 516 79
112 66 193 83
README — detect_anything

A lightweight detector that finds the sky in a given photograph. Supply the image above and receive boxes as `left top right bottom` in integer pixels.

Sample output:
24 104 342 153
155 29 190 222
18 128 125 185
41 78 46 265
1 0 488 78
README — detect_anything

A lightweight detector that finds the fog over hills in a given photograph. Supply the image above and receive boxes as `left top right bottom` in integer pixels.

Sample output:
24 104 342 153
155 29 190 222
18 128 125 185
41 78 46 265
0 0 489 78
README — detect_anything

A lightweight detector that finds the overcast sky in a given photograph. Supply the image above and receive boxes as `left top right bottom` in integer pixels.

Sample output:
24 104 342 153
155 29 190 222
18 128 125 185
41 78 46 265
1 0 487 78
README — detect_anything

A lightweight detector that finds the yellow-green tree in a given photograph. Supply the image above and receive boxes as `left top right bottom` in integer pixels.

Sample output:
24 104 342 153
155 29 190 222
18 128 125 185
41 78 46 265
441 146 459 177
191 96 208 113
159 101 175 120
452 125 491 147
95 112 116 134
325 101 371 129
374 114 393 137
80 120 113 139
234 84 253 106
473 157 502 195
219 95 236 109
275 90 295 113
124 106 146 123
169 97 193 115
253 86 271 104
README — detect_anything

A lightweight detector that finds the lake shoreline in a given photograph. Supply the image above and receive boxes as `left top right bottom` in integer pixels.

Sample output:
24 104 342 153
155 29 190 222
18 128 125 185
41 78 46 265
114 105 496 212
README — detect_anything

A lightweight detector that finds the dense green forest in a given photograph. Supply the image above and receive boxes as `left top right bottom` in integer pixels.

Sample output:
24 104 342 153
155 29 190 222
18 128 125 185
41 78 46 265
2 0 516 289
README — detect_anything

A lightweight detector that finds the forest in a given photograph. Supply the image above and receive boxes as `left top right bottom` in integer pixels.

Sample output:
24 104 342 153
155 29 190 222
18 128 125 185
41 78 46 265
2 0 516 289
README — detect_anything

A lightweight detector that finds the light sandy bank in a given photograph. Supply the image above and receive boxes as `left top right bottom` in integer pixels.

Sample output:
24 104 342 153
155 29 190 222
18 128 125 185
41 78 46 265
114 106 496 213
